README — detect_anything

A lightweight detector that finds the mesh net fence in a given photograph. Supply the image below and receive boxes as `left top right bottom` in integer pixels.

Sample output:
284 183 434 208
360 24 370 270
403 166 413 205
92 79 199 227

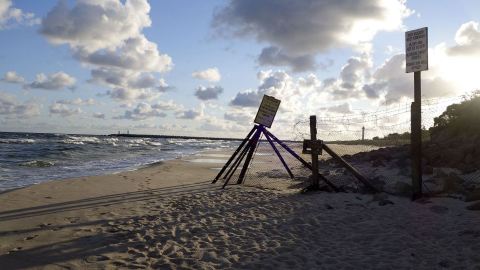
219 94 480 195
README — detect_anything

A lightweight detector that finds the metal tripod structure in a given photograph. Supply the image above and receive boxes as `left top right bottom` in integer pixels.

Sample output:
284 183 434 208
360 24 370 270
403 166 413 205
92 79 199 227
211 124 339 191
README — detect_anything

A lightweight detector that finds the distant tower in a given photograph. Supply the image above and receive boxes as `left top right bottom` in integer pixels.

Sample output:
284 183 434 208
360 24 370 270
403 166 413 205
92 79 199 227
362 126 365 141
127 129 129 135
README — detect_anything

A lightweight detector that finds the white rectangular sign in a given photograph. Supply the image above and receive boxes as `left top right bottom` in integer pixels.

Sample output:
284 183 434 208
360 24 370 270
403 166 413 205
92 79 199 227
254 95 281 128
405 27 428 73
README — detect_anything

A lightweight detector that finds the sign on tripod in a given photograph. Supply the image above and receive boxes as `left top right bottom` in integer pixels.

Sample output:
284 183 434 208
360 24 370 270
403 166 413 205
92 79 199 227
405 27 428 73
254 95 281 128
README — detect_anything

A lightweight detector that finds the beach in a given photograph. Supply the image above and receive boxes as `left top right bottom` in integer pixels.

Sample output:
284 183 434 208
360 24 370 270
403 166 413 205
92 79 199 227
1 149 480 269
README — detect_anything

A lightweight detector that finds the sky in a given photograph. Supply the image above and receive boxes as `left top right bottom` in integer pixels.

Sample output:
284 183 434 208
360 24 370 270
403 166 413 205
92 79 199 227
1 0 480 139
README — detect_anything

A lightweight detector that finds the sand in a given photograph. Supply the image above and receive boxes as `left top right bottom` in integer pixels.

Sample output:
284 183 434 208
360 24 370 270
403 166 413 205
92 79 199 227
1 150 480 269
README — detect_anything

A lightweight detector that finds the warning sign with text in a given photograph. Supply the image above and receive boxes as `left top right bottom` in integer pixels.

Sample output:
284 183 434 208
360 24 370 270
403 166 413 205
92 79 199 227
405 27 428 73
254 95 281 128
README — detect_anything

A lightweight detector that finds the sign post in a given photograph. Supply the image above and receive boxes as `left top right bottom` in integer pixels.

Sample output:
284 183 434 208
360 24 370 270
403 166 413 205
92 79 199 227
405 27 428 200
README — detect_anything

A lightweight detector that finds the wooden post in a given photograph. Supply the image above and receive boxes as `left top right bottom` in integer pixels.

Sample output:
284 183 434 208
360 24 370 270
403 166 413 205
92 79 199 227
310 115 319 189
411 71 423 199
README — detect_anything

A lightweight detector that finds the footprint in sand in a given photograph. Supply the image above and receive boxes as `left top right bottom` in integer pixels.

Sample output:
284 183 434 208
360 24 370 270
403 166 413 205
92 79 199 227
8 247 23 253
85 254 110 263
24 235 38 241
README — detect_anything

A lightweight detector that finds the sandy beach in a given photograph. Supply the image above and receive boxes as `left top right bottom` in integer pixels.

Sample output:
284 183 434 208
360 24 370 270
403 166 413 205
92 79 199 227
1 149 480 269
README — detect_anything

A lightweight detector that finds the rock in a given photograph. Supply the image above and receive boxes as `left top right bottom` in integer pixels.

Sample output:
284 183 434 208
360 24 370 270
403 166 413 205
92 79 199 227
393 181 412 196
378 199 394 206
371 193 389 202
466 201 480 211
438 259 451 268
429 205 449 214
370 176 386 190
442 173 464 193
371 159 385 167
465 189 480 202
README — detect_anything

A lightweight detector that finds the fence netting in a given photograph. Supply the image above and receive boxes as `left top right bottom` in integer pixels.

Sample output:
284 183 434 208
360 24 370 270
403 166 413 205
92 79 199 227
220 94 480 196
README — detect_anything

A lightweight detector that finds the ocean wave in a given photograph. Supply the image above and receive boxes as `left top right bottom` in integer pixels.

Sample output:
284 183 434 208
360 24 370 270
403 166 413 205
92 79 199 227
146 141 162 146
19 160 55 168
0 138 36 144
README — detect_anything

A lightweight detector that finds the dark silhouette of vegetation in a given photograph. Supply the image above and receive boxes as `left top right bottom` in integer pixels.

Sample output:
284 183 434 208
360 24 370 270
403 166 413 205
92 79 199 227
430 90 480 139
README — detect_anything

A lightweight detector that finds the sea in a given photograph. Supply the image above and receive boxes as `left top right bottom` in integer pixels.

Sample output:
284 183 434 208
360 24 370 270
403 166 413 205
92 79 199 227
0 132 237 191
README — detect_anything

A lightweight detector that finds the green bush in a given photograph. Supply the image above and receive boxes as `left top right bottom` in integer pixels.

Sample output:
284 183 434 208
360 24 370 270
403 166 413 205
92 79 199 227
430 91 480 137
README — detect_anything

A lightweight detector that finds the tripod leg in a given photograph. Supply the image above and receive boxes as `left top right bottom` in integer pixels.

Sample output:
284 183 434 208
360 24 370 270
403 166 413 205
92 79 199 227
236 128 261 184
212 125 257 183
223 141 250 181
264 132 294 178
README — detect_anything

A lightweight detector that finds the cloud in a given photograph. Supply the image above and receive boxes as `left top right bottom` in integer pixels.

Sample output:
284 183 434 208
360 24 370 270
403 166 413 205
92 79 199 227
258 46 316 72
213 0 411 70
361 53 456 103
40 0 172 101
194 86 223 100
151 100 182 111
2 71 25 83
224 110 253 123
0 91 40 118
56 98 96 106
93 112 105 119
26 72 76 90
49 102 81 117
230 89 261 107
0 0 39 29
325 102 353 114
448 21 480 56
115 102 167 120
73 35 172 73
106 88 160 102
192 67 221 82
176 109 202 120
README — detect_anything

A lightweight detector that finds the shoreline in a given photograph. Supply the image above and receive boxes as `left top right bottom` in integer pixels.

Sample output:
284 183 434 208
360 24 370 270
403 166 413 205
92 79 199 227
0 146 233 193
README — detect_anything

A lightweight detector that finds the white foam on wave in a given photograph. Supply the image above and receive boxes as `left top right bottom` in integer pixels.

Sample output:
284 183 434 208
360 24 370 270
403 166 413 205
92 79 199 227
0 138 36 144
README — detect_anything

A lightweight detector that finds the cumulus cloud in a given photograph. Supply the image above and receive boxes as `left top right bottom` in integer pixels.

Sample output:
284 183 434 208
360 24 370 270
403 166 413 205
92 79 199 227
176 109 202 120
213 0 411 70
57 98 96 106
106 88 160 102
230 89 261 107
93 112 105 119
151 100 182 111
26 72 76 90
194 86 223 100
115 102 167 120
0 91 40 118
448 21 480 56
49 102 81 117
192 67 221 82
258 46 316 72
0 0 39 29
2 71 25 83
40 0 172 101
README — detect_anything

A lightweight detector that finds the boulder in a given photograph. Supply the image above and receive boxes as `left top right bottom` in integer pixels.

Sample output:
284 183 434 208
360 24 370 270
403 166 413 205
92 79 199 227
442 173 465 193
392 181 412 196
465 189 480 202
466 201 480 211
